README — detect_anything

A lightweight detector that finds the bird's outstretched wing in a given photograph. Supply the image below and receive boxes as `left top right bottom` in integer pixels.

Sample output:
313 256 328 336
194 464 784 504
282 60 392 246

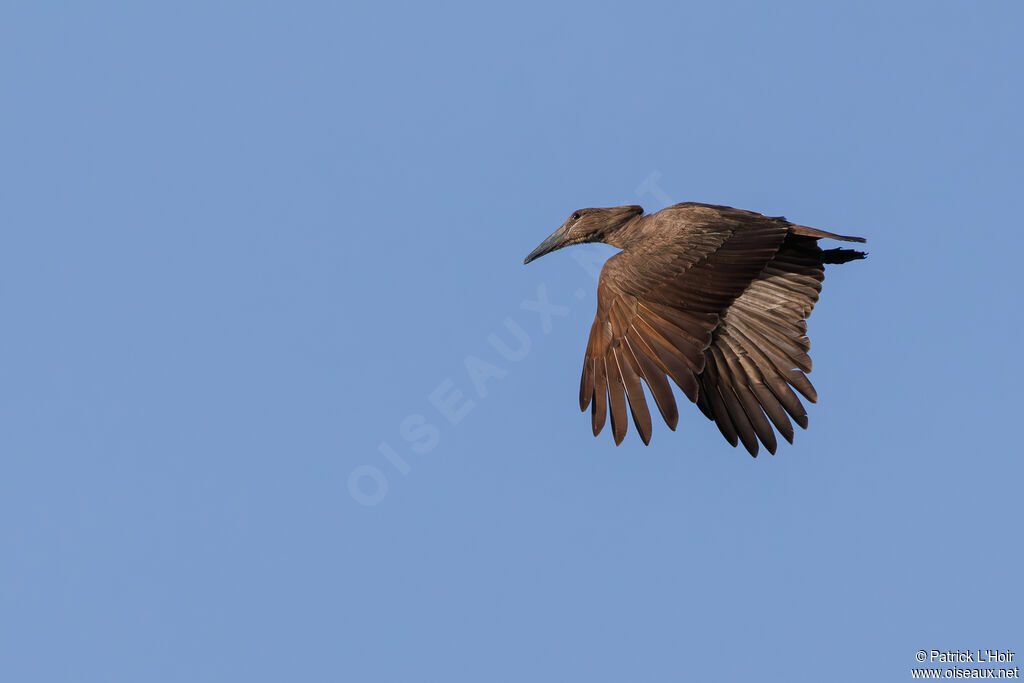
580 204 790 445
694 234 831 456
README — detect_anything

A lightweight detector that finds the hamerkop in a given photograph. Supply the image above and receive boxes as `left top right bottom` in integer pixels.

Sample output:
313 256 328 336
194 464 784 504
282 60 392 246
524 202 866 456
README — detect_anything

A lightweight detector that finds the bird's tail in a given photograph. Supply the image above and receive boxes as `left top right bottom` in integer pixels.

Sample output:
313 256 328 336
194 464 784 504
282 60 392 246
821 248 867 264
789 223 867 243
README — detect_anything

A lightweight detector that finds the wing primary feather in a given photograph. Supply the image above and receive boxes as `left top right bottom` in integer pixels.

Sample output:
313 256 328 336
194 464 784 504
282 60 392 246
628 320 701 400
708 346 760 456
786 369 818 403
730 313 812 373
631 316 703 375
626 337 679 430
604 350 629 446
637 302 711 350
750 383 795 443
591 355 607 436
726 318 812 425
614 344 652 444
717 337 778 454
579 328 596 412
725 330 796 443
699 353 739 448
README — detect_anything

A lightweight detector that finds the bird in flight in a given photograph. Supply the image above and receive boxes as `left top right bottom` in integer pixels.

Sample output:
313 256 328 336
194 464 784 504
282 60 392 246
524 202 865 456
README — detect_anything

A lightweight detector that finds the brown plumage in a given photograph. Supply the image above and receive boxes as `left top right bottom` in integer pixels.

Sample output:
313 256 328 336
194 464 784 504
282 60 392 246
523 202 866 456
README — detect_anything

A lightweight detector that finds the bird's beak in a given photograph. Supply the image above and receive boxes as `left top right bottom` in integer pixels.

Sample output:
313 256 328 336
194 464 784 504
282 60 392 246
524 224 570 264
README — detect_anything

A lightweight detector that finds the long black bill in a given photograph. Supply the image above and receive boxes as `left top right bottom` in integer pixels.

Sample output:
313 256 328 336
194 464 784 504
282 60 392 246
523 224 570 264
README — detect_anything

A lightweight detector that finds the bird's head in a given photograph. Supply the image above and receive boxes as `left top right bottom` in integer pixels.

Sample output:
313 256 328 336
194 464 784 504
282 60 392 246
524 205 644 264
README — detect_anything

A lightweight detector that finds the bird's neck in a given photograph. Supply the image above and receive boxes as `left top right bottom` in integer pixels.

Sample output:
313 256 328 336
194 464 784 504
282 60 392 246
601 214 645 250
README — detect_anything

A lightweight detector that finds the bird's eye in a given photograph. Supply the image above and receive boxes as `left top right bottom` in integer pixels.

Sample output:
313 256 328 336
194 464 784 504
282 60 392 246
572 213 581 221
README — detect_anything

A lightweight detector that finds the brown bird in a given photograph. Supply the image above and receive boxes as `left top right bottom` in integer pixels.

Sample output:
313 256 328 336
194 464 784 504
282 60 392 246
524 202 865 456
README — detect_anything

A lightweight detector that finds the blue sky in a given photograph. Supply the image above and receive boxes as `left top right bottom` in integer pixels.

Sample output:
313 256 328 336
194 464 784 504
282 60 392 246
2 1 1022 681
